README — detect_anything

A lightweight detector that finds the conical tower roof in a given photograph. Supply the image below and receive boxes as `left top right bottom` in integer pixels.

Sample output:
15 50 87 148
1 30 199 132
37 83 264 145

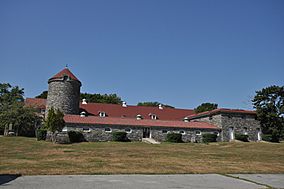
48 68 81 83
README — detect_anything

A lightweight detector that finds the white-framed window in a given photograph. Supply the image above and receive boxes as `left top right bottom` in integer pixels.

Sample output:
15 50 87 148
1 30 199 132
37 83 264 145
83 127 91 132
136 114 143 120
179 130 186 135
104 127 112 133
243 127 248 135
214 131 220 136
125 128 132 133
195 130 201 135
149 114 157 120
99 111 106 117
40 109 46 114
62 127 68 132
162 130 168 134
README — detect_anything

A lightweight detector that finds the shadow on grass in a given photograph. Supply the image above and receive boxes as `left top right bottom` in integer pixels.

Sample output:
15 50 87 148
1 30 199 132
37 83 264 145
0 174 21 185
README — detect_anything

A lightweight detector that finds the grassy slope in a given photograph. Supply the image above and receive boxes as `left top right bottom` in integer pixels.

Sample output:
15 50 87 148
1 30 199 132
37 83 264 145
0 137 284 175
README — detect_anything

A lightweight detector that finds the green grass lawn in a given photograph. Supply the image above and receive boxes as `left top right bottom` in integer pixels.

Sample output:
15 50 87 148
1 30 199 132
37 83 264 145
0 137 284 175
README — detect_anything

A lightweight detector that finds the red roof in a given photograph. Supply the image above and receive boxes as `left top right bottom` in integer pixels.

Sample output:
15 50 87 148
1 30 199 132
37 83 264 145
25 98 194 121
49 68 80 82
188 108 256 119
81 103 194 121
64 115 219 129
25 98 46 109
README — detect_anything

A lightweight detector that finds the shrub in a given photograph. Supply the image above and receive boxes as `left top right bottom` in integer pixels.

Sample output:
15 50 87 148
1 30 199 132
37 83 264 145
68 131 85 143
202 133 217 143
112 131 129 142
262 133 280 143
235 134 249 142
36 129 47 141
166 133 183 143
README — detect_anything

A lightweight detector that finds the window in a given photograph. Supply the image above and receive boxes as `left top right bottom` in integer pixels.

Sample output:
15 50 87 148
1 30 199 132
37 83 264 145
241 115 246 119
209 116 213 120
40 109 46 114
63 75 69 81
150 114 157 120
214 131 219 136
83 127 91 132
62 127 68 132
179 130 186 135
105 128 112 133
162 130 168 134
99 111 106 117
243 127 248 135
195 130 201 135
125 128 132 133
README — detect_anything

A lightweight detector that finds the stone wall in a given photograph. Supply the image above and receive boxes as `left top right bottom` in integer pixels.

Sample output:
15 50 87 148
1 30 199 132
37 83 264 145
46 79 81 115
65 123 219 143
190 113 261 142
221 114 261 141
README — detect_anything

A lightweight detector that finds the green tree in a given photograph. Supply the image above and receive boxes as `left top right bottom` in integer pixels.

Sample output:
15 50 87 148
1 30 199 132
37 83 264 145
252 85 284 142
80 93 122 104
35 91 48 99
44 107 65 133
137 101 174 108
35 91 123 105
194 103 218 113
0 83 40 136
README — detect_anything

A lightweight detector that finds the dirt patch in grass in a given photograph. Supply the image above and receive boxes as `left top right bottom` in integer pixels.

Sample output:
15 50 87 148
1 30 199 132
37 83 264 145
0 137 284 175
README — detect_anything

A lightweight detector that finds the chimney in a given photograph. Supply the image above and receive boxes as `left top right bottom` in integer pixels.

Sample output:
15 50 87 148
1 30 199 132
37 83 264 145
82 99 87 104
122 101 127 107
158 104 163 110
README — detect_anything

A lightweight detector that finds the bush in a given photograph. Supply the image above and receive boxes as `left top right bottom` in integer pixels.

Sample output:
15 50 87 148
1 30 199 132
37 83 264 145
68 131 85 143
262 133 280 143
202 133 217 143
36 129 47 141
166 133 183 143
235 134 249 142
112 131 129 142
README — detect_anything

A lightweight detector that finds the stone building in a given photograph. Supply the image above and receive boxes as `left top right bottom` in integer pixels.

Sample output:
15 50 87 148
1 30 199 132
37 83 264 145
25 68 262 142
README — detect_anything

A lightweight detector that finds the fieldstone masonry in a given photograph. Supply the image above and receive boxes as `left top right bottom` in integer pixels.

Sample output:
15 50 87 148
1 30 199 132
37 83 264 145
46 79 81 115
190 113 261 142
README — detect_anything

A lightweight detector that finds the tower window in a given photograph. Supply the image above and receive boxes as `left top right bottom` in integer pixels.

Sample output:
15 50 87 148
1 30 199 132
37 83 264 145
63 75 69 81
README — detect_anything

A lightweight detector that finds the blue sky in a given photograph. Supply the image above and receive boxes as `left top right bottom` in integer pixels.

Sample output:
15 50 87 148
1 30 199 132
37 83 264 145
0 0 283 110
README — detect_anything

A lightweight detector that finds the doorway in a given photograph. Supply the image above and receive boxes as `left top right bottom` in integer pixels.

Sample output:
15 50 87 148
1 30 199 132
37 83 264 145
257 128 261 141
229 127 234 140
143 128 151 138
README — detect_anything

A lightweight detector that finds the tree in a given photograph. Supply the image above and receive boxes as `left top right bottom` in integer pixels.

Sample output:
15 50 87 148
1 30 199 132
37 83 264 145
44 107 65 133
194 103 218 113
80 93 122 104
35 91 123 104
137 101 174 108
0 83 40 136
252 85 284 142
35 91 48 99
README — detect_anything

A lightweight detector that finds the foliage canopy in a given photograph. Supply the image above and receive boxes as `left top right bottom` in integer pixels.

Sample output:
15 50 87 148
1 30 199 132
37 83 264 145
194 103 218 113
252 85 284 142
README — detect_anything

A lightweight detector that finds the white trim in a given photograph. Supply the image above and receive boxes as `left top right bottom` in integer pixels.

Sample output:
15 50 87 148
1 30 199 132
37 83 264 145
104 127 112 133
125 128 132 134
195 130 201 136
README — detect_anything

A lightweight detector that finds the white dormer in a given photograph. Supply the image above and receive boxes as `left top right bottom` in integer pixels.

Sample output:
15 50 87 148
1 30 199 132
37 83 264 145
149 113 157 120
136 114 143 120
99 111 106 117
122 101 127 107
183 117 190 122
82 99 87 104
80 111 86 117
159 104 163 110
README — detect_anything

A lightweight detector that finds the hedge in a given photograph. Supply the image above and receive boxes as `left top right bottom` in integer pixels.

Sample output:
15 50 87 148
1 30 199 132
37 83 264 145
112 131 129 142
36 129 47 141
68 131 85 143
235 134 249 142
202 133 217 143
166 133 183 143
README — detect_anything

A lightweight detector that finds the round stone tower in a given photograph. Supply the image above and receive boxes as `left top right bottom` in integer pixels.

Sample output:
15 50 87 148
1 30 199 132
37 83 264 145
46 67 81 115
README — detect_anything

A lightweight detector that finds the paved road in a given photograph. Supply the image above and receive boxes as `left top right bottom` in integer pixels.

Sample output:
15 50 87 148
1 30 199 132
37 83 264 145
0 174 271 189
230 174 284 189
